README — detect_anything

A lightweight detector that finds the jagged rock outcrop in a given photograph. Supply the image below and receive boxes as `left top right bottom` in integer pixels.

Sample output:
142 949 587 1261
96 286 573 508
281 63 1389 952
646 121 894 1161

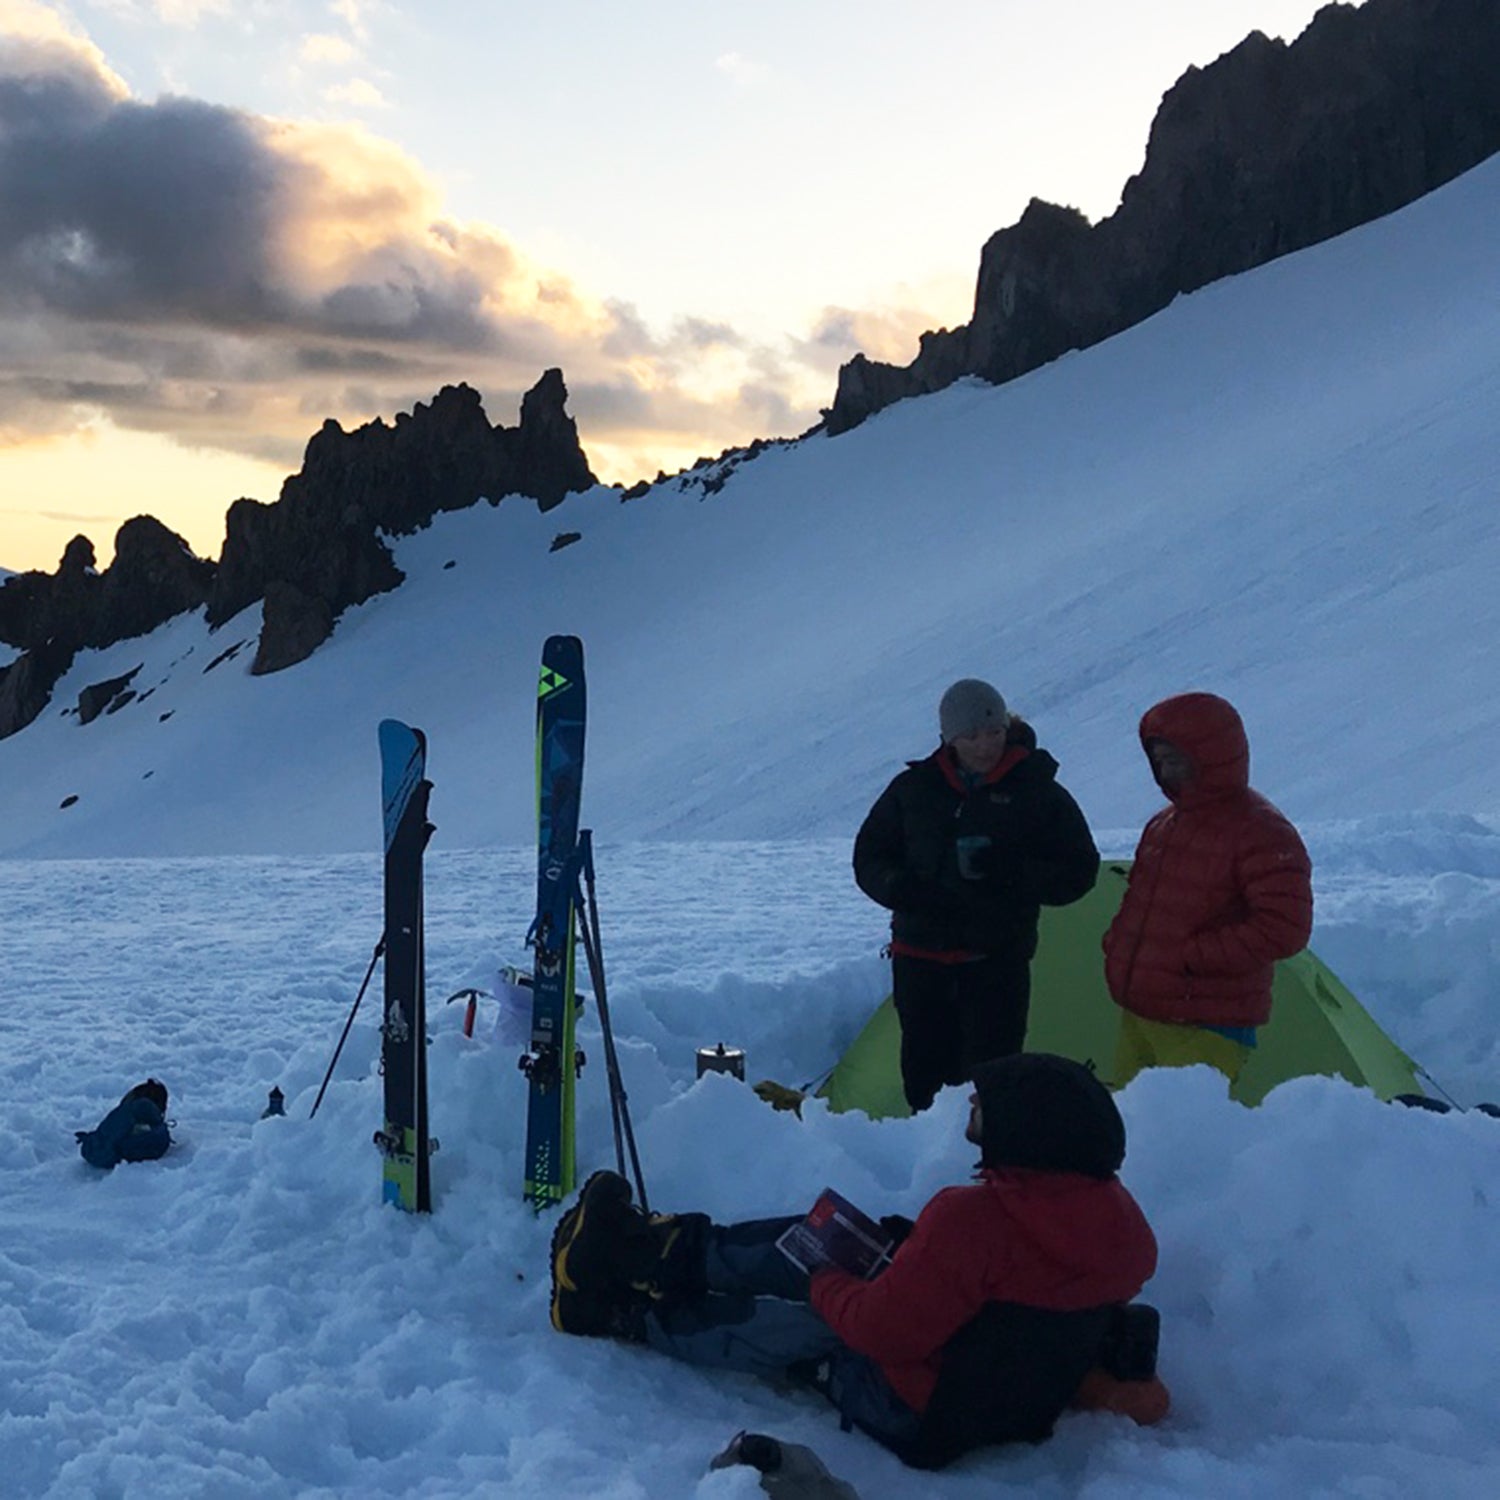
252 582 336 677
827 0 1500 434
77 667 141 725
0 519 214 738
0 369 596 731
207 372 595 673
0 637 75 742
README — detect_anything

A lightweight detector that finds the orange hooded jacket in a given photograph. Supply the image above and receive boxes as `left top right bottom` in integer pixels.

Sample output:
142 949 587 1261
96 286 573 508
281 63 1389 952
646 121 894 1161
1102 693 1313 1029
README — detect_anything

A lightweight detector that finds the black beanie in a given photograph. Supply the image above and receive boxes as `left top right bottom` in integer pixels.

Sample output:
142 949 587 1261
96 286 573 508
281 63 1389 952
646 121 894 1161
972 1053 1125 1179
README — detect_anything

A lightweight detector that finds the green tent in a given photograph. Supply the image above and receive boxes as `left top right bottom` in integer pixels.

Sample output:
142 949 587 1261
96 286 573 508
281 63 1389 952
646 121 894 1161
820 862 1422 1119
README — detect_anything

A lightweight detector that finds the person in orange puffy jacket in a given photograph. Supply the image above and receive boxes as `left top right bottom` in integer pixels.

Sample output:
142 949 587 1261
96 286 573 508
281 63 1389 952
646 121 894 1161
1103 692 1313 1088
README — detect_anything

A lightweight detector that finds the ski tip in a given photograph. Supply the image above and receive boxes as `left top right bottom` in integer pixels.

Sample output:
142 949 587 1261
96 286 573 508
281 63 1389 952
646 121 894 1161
378 718 426 746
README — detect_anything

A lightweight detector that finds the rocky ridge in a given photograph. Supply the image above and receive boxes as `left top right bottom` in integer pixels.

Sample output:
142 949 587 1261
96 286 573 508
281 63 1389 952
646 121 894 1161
827 0 1500 433
0 372 594 738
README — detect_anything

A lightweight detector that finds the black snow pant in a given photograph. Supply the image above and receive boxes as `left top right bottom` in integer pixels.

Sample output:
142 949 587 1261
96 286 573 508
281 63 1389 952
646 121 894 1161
641 1216 922 1449
892 951 1031 1113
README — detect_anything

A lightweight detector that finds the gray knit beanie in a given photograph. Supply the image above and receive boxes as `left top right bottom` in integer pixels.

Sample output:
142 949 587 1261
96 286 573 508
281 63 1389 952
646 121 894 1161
939 679 1009 744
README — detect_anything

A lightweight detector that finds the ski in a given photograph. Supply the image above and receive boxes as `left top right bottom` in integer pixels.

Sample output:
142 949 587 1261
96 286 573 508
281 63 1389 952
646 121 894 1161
521 636 586 1209
376 719 435 1213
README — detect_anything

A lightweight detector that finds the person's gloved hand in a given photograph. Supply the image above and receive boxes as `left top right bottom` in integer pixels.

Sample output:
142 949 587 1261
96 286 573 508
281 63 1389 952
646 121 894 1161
879 1213 916 1247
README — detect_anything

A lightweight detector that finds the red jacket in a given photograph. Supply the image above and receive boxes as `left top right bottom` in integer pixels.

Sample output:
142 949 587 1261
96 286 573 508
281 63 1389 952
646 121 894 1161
1103 693 1313 1029
809 1168 1157 1414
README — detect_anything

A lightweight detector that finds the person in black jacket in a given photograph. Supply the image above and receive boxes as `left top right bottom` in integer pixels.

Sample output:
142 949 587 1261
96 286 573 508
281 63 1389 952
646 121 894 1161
853 680 1099 1112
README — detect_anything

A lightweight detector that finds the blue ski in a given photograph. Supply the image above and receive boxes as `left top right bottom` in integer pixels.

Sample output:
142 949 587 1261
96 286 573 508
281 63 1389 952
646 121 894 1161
521 637 586 1209
376 719 434 1212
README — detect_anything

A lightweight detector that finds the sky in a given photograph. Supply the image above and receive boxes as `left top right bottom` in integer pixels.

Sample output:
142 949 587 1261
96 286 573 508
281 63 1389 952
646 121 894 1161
0 0 1364 574
2 114 1498 1499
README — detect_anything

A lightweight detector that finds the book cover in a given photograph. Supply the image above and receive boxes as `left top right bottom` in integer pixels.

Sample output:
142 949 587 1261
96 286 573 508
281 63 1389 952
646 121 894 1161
775 1187 896 1279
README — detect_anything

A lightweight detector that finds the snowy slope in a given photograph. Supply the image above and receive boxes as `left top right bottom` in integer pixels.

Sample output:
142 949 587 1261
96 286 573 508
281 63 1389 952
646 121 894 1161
0 154 1496 859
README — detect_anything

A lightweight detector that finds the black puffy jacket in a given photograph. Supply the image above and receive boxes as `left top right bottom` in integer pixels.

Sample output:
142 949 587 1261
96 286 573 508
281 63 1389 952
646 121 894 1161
853 721 1099 959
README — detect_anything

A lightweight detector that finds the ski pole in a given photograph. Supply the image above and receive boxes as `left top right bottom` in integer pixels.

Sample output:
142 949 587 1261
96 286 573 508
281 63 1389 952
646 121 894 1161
577 833 634 1182
574 895 623 1169
576 830 649 1211
310 934 386 1119
580 904 649 1212
573 846 624 1164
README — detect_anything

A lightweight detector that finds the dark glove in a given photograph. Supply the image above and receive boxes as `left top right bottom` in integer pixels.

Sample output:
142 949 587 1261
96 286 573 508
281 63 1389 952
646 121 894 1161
879 1213 916 1247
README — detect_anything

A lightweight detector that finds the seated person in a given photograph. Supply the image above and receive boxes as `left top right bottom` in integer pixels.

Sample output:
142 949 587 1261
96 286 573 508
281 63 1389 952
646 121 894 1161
550 1052 1169 1468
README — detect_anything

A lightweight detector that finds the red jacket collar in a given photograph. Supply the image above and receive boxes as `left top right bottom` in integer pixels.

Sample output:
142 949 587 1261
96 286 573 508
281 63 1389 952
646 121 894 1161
936 743 1028 793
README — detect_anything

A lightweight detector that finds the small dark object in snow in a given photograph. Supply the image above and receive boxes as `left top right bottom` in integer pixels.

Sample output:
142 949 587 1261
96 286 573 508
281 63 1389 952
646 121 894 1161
203 639 248 674
76 1079 172 1169
709 1431 862 1498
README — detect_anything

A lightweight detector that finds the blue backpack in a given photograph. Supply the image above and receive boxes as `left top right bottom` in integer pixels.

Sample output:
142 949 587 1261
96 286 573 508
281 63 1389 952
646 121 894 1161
76 1079 172 1169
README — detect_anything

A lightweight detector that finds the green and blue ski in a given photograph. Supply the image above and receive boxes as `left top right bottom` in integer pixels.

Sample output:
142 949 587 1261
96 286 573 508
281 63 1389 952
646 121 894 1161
521 637 586 1209
376 719 434 1213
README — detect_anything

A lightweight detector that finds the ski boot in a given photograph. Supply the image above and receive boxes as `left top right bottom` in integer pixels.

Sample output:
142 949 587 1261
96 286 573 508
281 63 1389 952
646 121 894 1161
550 1170 709 1332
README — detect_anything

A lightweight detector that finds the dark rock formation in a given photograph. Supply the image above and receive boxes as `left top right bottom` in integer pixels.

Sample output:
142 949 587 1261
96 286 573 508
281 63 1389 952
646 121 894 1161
207 372 595 673
252 582 335 676
0 520 213 739
78 667 141 725
827 0 1500 434
0 637 75 742
0 370 597 730
99 519 216 647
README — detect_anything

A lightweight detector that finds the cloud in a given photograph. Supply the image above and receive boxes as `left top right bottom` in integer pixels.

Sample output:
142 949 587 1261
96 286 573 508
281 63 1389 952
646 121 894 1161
152 0 233 23
299 33 360 68
714 51 770 89
330 0 372 45
0 16 950 501
0 500 118 523
324 78 387 109
794 297 963 373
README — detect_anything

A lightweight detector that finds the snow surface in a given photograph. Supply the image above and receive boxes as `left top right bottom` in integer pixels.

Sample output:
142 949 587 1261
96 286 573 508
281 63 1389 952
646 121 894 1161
2 157 1499 1497
4 830 1499 1499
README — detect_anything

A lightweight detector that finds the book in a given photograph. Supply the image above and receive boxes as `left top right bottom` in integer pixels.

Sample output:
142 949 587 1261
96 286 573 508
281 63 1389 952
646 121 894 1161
775 1187 896 1279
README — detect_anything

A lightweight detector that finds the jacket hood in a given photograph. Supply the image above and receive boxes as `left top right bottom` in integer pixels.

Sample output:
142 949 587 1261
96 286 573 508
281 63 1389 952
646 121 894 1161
1138 692 1249 802
979 1168 1158 1301
972 1053 1125 1179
